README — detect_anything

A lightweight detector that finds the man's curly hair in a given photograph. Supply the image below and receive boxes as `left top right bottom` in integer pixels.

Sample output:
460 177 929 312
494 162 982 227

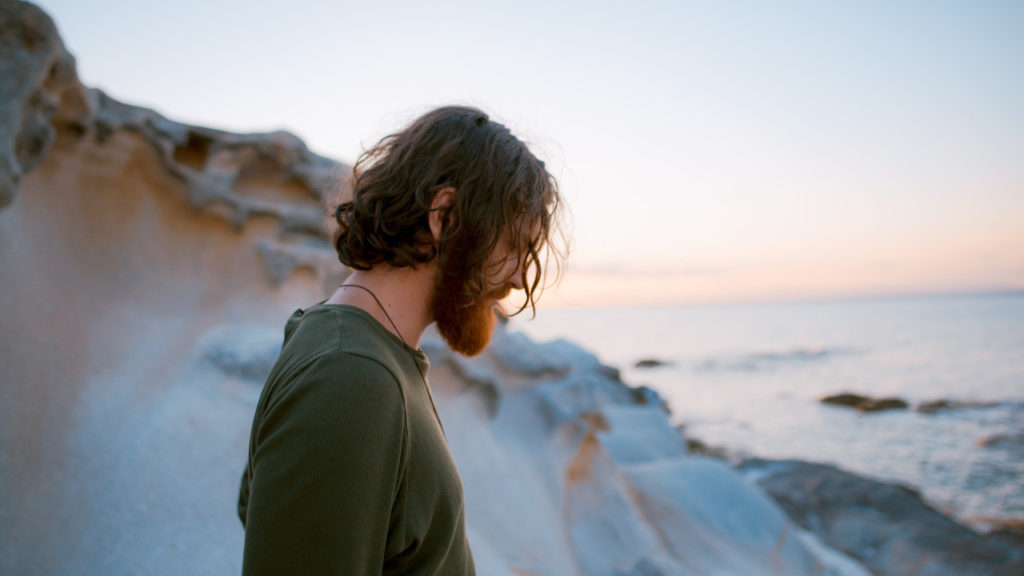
333 105 566 316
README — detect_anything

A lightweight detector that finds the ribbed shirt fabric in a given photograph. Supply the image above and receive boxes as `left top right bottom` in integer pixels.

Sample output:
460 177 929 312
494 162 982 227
238 303 475 575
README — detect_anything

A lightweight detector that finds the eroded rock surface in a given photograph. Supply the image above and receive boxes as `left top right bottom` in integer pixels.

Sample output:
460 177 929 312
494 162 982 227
0 0 92 209
424 327 871 576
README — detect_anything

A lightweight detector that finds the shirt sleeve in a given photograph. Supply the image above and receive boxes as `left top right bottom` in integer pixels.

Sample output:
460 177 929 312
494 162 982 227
241 352 407 575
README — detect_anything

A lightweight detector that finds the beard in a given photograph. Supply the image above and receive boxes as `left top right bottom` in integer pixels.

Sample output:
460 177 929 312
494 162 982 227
432 268 509 357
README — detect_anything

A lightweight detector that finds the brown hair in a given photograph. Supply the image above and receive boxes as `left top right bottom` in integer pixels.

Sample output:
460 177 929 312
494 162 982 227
333 106 566 315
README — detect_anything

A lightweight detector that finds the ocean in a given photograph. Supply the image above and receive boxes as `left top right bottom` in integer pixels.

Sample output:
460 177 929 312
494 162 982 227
509 292 1024 530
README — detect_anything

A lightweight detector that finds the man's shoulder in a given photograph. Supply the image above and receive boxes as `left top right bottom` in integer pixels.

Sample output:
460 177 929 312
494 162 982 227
283 304 394 356
262 343 408 431
296 349 405 404
274 304 409 391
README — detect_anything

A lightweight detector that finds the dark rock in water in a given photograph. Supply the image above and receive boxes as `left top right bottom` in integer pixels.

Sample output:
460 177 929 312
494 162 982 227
685 437 730 461
629 385 669 412
821 393 908 412
918 399 1000 414
634 358 669 369
597 363 622 382
821 392 870 408
738 458 1024 576
976 432 1024 452
859 397 908 412
918 399 954 414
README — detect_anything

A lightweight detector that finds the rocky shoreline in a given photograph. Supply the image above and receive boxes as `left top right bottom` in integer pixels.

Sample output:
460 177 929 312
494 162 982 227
739 458 1024 576
684 428 1024 575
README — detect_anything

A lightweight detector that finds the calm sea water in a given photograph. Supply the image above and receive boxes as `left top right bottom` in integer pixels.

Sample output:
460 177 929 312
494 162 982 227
510 292 1024 529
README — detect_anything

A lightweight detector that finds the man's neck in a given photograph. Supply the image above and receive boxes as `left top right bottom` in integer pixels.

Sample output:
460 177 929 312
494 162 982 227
325 265 437 349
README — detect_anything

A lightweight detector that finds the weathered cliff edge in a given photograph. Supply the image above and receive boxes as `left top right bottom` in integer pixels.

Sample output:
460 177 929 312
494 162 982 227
0 3 926 575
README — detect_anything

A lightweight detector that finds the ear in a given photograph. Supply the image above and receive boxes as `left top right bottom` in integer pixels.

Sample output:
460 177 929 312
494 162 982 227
429 186 456 243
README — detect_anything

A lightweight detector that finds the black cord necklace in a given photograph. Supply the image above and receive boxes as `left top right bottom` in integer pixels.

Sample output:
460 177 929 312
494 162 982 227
340 283 446 437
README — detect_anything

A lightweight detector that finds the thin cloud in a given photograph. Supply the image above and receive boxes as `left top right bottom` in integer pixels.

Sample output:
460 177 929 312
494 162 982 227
571 263 727 278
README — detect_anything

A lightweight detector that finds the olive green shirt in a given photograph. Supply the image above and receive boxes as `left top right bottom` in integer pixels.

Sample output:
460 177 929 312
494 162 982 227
238 304 475 575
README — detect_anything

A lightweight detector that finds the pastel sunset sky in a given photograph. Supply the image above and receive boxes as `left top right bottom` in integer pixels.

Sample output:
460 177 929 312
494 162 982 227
36 0 1024 308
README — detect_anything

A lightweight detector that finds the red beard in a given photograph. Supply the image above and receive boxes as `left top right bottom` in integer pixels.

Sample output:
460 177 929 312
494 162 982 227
432 271 509 357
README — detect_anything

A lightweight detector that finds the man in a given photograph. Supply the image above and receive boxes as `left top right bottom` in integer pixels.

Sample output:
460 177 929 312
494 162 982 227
237 106 565 575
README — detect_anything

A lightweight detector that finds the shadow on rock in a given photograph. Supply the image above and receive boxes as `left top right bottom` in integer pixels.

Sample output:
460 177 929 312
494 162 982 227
739 458 1024 576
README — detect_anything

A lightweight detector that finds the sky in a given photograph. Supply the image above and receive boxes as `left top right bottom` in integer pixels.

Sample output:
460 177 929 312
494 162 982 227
34 0 1024 308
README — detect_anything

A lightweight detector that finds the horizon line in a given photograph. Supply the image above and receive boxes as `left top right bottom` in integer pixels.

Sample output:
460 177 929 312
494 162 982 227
531 286 1024 313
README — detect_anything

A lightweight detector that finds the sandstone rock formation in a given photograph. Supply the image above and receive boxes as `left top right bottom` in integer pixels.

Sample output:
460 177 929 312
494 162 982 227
0 0 92 209
423 331 874 575
1 3 870 575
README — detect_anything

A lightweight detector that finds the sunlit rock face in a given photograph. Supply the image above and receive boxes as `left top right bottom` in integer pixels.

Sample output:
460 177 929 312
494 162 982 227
1 3 869 575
